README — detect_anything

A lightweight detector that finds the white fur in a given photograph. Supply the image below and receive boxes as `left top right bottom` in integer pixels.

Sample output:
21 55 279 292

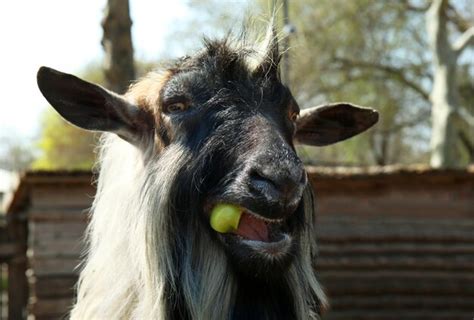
71 135 189 319
71 135 326 319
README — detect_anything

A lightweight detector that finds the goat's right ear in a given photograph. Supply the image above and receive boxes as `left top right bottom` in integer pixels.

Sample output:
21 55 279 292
37 66 153 144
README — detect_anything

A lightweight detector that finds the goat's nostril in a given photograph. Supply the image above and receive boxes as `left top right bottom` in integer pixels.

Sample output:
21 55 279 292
248 167 303 200
249 169 265 182
249 169 279 193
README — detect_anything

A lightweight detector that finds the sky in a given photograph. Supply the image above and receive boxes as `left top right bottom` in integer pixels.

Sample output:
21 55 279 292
0 0 190 142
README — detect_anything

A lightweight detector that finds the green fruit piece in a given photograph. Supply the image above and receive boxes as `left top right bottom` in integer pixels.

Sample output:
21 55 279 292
210 203 242 233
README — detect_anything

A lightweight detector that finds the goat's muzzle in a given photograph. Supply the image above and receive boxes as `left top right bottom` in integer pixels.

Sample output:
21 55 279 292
241 145 307 221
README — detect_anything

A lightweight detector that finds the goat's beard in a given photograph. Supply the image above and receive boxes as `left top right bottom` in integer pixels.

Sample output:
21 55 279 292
159 145 327 319
71 135 326 320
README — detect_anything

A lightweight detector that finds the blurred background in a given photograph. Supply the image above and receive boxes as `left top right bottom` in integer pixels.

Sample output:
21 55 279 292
0 0 473 319
0 0 472 172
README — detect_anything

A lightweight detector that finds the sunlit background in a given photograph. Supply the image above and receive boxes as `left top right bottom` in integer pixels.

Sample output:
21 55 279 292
0 0 473 172
0 1 189 148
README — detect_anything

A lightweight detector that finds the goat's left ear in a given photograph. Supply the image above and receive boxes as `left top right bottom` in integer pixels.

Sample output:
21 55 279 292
295 103 379 146
37 66 153 145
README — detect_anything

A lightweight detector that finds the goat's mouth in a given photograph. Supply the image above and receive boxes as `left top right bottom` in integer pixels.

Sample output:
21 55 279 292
206 203 294 258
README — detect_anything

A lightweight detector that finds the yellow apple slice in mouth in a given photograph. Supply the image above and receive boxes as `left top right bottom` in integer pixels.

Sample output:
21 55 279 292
210 203 242 233
210 204 271 242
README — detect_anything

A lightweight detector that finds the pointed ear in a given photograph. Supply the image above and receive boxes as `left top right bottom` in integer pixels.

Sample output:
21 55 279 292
295 103 379 146
37 66 153 144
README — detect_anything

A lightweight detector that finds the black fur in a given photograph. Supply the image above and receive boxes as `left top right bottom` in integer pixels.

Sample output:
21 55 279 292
161 40 318 319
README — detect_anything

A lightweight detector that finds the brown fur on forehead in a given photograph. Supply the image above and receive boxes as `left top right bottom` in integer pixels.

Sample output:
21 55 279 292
126 34 281 112
126 70 174 114
126 70 176 149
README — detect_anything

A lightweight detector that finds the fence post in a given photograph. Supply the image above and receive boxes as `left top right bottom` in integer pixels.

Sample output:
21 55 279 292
7 211 28 320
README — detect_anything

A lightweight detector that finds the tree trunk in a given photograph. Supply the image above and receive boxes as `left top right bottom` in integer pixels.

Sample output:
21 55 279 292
102 0 135 94
427 0 458 168
426 0 474 168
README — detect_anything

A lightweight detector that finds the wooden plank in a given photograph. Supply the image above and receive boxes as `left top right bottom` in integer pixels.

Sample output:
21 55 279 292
8 257 29 320
319 243 474 256
318 218 474 227
0 243 19 259
320 273 474 300
317 216 474 226
320 270 474 280
323 310 474 320
315 189 474 218
317 220 474 233
29 210 89 222
31 185 95 208
30 276 77 298
318 236 474 244
25 171 93 185
7 207 28 320
31 221 87 240
29 257 81 276
329 295 474 310
316 221 474 242
30 238 84 258
29 297 73 318
309 169 474 195
35 316 70 320
317 257 474 271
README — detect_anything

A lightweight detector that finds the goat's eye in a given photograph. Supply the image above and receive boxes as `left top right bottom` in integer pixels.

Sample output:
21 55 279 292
164 102 189 114
289 111 298 122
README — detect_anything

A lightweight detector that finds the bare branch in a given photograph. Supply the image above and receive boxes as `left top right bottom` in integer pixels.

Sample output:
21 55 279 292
369 131 386 166
401 0 472 34
446 3 473 33
454 106 474 163
459 131 474 162
453 27 474 55
428 0 447 17
333 57 430 101
382 109 431 134
456 106 474 128
401 0 429 12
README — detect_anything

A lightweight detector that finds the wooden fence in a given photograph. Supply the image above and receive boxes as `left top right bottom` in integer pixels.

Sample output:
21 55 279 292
308 166 474 319
6 172 91 320
1 194 27 319
4 166 474 319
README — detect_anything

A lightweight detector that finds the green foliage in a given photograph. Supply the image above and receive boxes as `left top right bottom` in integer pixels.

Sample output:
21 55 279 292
32 110 97 170
31 1 472 169
281 0 436 165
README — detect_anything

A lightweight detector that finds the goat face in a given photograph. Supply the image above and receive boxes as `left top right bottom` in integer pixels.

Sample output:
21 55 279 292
37 37 378 279
160 42 309 276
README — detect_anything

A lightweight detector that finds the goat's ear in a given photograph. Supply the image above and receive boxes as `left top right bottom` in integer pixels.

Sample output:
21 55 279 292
37 66 153 144
295 103 379 146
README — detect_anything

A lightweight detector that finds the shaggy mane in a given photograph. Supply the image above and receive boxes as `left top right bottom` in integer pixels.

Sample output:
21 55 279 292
70 29 326 320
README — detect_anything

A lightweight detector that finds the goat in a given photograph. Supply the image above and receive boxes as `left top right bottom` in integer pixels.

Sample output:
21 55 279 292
37 28 378 320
